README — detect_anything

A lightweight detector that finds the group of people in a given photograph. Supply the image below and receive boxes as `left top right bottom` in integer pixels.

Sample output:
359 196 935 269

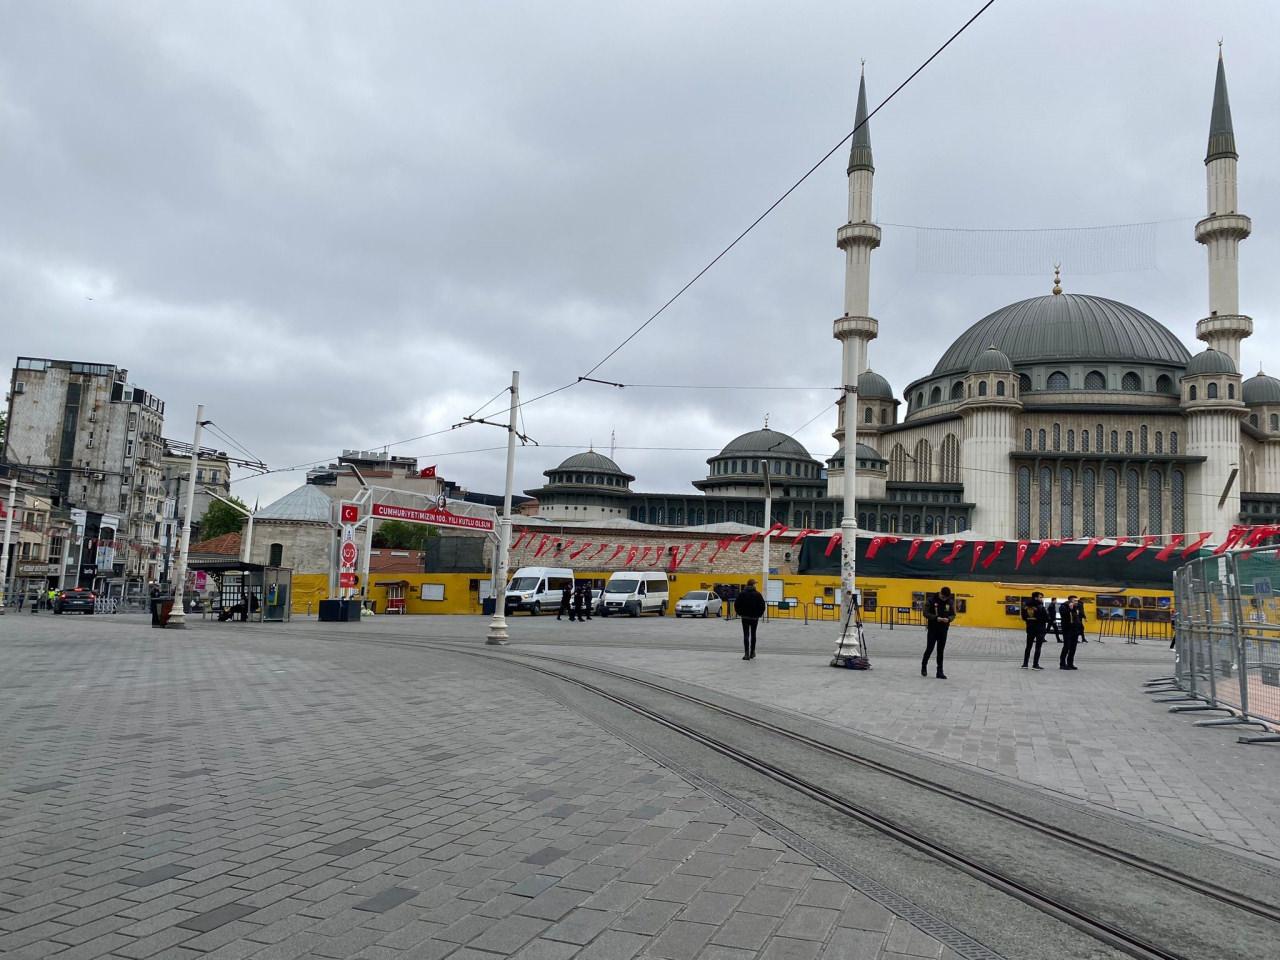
920 587 1088 677
556 582 595 622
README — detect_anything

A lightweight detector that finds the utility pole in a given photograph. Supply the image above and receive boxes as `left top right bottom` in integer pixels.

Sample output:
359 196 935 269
166 404 207 629
834 384 861 660
760 460 772 619
486 371 519 645
0 475 15 614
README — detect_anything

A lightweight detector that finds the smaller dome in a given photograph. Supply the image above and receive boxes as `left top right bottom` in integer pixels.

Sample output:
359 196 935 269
969 346 1013 373
717 428 810 460
1183 348 1237 377
553 450 629 476
829 444 888 468
857 369 893 399
1243 372 1280 406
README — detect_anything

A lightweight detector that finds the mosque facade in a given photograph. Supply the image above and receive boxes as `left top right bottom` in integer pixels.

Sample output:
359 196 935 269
529 55 1280 543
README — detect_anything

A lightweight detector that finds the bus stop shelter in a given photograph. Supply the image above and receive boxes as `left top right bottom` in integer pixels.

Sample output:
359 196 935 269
186 560 292 622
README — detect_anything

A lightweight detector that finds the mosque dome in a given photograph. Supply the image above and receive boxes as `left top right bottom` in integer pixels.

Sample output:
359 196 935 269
931 294 1191 375
969 346 1013 373
1183 348 1237 377
553 450 628 475
716 428 811 460
1243 372 1280 405
857 369 893 399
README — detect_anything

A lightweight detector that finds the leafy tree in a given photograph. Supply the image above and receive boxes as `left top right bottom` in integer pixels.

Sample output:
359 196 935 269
371 519 436 550
197 495 249 539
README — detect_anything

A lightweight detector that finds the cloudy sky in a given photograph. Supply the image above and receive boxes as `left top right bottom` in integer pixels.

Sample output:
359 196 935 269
4 1 1278 508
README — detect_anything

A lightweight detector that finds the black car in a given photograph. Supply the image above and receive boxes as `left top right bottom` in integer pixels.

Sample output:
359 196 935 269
53 588 96 614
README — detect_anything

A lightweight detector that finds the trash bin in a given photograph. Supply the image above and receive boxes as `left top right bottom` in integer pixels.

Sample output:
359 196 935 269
159 599 174 626
481 597 496 615
319 599 363 622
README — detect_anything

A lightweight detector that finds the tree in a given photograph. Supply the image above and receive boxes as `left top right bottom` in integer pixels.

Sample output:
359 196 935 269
371 519 436 550
197 495 249 539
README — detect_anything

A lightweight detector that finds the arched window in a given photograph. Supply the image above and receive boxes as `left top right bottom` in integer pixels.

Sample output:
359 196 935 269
1125 468 1141 536
1016 467 1032 539
1052 423 1061 450
915 391 924 408
1082 467 1097 537
1228 383 1236 399
268 543 283 567
1250 413 1259 427
951 381 964 400
1170 431 1179 454
1081 429 1090 452
1110 430 1119 453
1085 370 1106 390
1047 370 1069 390
1061 467 1075 538
929 386 942 405
1038 429 1047 451
924 515 934 534
1019 373 1032 392
1140 425 1148 453
1125 431 1133 454
1171 469 1186 532
940 434 960 483
889 444 907 482
1272 414 1279 431
1156 374 1173 393
1024 428 1033 451
881 409 889 424
1155 431 1163 454
946 516 957 534
1189 384 1198 401
1038 467 1053 538
1207 382 1219 399
996 380 1006 396
1103 468 1119 537
1148 469 1163 536
1122 371 1142 391
864 406 874 423
914 439 932 482
1067 429 1075 451
978 381 988 397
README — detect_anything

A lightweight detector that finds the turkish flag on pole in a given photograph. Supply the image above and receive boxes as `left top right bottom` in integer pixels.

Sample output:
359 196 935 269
419 466 437 478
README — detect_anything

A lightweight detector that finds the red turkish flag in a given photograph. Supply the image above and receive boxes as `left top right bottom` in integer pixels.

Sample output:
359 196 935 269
689 543 708 563
1029 540 1057 564
532 535 551 558
824 534 843 557
626 546 638 566
1096 537 1129 557
607 544 626 563
1180 532 1213 558
1016 540 1032 568
907 539 923 562
1076 538 1102 560
1213 526 1247 555
569 542 591 560
969 541 986 571
981 541 1005 568
865 536 898 559
1125 535 1161 561
739 532 762 552
419 466 437 478
925 539 944 560
1154 535 1186 562
940 541 965 565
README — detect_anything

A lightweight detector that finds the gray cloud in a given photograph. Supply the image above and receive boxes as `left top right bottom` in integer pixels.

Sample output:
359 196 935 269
2 1 1277 507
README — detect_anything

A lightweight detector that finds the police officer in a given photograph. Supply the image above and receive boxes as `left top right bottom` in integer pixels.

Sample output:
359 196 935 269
557 583 572 621
1022 592 1048 670
1060 595 1086 669
149 581 164 628
922 586 955 679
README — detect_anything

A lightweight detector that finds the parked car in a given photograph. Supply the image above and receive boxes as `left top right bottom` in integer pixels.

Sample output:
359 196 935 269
53 587 96 614
675 590 722 618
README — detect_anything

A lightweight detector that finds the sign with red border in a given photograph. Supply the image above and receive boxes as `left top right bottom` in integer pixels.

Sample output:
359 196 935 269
372 502 494 531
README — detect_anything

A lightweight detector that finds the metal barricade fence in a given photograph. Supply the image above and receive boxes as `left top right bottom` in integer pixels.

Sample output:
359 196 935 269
1170 547 1280 744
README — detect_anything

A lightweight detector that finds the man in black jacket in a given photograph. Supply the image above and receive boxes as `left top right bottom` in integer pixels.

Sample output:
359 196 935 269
736 579 766 660
557 584 572 621
922 587 955 679
1059 595 1086 669
1022 592 1048 669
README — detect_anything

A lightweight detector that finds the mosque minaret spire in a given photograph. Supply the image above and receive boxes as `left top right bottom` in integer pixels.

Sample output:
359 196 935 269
1195 47 1252 367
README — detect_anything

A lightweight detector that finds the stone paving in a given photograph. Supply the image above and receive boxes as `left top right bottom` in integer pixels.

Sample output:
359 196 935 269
0 613 958 960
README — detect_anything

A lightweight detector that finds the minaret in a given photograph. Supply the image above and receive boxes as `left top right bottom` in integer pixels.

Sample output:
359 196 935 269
1194 48 1251 368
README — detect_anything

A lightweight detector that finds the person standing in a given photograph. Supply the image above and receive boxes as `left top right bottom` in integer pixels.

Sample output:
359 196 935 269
579 582 593 621
1022 592 1048 669
922 586 955 679
1047 598 1062 642
1060 595 1086 669
149 581 164 628
557 583 572 621
736 579 766 660
572 583 587 623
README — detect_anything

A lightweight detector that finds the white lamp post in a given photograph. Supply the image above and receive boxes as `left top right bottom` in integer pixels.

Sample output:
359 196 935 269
166 404 208 629
486 371 519 644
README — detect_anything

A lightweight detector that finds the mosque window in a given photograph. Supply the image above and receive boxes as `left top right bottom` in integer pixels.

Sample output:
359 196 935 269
881 409 889 424
978 381 988 397
1085 370 1106 390
1156 374 1174 393
951 381 964 400
914 439 932 482
1061 468 1074 538
1016 467 1032 539
864 406 874 423
1140 425 1148 452
1272 415 1279 431
1067 429 1075 452
1250 414 1259 427
1228 383 1236 399
1038 429 1047 451
1082 467 1097 537
930 386 942 405
1207 382 1219 399
731 461 739 474
1081 429 1090 452
1122 371 1142 391
916 391 924 408
1103 468 1118 537
1125 468 1141 536
1047 371 1069 390
269 543 284 567
1125 431 1133 454
996 380 1006 396
1171 470 1186 532
785 462 792 476
889 444 907 482
1024 429 1032 451
1155 431 1163 454
1170 431 1178 454
1148 470 1163 535
1038 467 1053 538
940 434 960 483
1020 374 1032 392
924 515 934 534
1110 430 1119 453
1053 423 1061 450
1188 385 1198 401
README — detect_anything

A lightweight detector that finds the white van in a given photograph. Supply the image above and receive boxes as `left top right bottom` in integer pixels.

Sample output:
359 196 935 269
601 571 669 617
505 567 574 616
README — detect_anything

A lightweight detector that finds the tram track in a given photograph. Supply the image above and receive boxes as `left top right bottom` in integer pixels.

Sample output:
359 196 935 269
247 625 1280 959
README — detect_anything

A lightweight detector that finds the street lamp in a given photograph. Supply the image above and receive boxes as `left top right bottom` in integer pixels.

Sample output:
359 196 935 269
487 371 519 644
166 404 210 630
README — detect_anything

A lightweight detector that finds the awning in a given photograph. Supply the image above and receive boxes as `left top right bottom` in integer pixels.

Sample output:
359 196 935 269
373 579 411 587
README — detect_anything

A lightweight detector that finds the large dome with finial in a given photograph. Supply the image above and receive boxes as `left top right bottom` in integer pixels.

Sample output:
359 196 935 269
1243 371 1280 405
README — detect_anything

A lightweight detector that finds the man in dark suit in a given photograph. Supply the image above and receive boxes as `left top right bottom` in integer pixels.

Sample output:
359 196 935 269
736 579 766 660
1022 592 1048 670
557 583 573 621
922 587 956 679
1060 595 1086 669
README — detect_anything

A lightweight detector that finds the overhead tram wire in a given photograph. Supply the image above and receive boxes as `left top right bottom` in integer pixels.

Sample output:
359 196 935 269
482 0 999 422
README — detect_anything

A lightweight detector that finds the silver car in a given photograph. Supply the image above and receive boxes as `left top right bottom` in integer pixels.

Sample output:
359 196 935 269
674 590 722 618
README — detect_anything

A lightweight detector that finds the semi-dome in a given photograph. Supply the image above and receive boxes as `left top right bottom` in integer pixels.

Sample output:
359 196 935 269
857 369 893 399
969 346 1013 373
1183 348 1237 377
1243 372 1280 405
553 450 628 475
932 293 1191 375
717 428 810 460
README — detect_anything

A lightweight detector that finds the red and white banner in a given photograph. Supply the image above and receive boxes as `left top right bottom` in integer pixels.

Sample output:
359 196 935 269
372 502 494 531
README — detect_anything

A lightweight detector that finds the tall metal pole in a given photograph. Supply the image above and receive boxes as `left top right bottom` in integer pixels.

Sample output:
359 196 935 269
0 476 16 614
835 384 862 659
166 404 206 629
760 461 772 620
486 371 519 644
241 510 254 564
